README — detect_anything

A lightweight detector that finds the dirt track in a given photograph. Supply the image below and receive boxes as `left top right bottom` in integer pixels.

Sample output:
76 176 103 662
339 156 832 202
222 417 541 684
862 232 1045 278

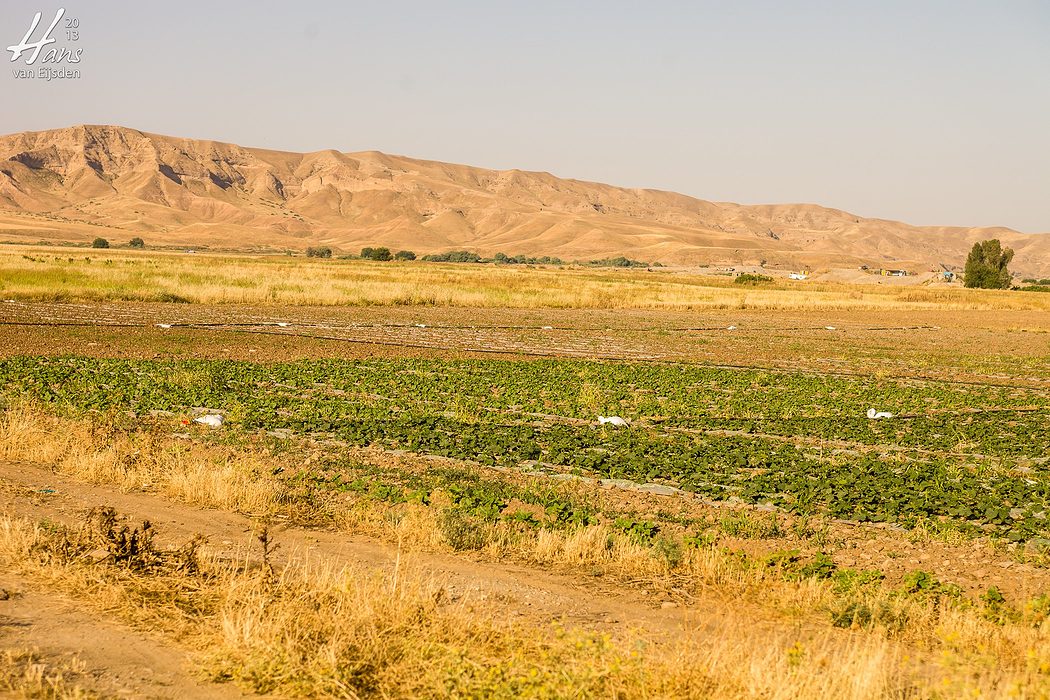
0 459 776 697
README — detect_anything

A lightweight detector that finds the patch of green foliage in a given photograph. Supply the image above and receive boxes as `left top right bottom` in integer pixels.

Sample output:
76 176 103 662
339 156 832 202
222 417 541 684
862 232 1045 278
2 356 1048 540
360 247 392 261
964 239 1013 289
733 273 773 285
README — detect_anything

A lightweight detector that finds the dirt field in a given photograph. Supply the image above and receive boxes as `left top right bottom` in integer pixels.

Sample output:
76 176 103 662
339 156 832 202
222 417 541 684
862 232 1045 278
1 298 1049 698
2 300 1048 383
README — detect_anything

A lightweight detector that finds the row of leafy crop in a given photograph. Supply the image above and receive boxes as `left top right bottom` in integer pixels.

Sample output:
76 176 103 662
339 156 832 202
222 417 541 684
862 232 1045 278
278 414 1050 540
2 357 1046 460
661 412 1050 459
6 356 1044 418
3 356 1049 539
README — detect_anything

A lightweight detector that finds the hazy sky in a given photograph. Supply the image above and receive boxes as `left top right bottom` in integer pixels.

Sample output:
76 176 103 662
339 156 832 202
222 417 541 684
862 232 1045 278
3 1 1048 232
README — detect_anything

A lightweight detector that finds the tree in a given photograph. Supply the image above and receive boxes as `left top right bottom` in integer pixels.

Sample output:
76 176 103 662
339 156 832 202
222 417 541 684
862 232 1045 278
964 239 1014 289
91 237 110 249
361 247 392 261
128 237 145 249
394 250 416 261
306 246 332 258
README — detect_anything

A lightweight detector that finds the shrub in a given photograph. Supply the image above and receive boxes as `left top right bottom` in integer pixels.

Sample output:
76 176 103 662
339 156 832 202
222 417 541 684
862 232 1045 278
964 239 1013 289
499 254 564 265
128 237 145 249
91 237 110 249
586 256 648 268
421 250 482 263
394 250 416 261
734 273 773 285
361 247 392 261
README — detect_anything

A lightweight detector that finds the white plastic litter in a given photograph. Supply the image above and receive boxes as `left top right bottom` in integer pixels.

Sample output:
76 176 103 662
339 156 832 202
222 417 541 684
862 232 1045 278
193 414 225 427
415 323 427 328
541 325 554 330
598 416 629 427
155 323 172 329
825 326 836 331
276 322 289 327
866 408 893 419
726 325 737 331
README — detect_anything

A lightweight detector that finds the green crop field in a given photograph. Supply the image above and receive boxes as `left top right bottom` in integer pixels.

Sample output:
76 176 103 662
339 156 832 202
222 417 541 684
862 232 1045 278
5 356 1047 541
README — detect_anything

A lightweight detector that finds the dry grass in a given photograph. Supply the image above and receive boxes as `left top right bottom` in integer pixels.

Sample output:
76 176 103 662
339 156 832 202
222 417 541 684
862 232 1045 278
0 404 281 515
2 246 1046 311
0 650 95 700
0 513 1031 699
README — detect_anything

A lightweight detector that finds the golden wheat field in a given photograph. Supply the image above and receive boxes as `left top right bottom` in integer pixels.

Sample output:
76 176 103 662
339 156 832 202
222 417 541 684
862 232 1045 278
2 245 1049 311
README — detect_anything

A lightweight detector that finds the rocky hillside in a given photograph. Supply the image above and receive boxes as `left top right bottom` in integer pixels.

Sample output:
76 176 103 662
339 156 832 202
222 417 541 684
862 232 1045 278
1 125 1047 275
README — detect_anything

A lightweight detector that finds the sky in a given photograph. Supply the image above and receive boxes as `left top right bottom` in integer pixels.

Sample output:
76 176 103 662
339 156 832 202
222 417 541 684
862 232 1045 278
2 0 1048 232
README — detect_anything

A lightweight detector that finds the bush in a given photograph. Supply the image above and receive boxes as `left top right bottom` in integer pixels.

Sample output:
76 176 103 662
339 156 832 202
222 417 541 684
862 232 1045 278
394 250 416 261
91 237 110 249
964 239 1013 289
492 253 564 265
128 237 145 249
306 246 333 258
361 247 392 261
421 250 482 263
734 273 773 285
587 256 648 268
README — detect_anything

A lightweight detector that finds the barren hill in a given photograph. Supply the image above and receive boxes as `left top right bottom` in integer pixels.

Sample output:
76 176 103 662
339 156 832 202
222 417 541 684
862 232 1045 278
1 124 1047 276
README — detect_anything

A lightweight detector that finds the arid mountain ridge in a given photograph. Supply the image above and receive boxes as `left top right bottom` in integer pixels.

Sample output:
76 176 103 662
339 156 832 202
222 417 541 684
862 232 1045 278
1 125 1047 275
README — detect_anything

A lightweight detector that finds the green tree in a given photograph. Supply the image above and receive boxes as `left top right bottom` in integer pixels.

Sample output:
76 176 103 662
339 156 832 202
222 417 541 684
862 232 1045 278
306 246 332 258
394 250 416 260
128 237 145 249
964 239 1014 289
361 247 392 261
91 237 110 249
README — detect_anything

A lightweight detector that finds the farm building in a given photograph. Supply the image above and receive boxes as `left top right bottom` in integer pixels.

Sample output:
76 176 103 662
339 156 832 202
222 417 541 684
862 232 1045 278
880 269 908 277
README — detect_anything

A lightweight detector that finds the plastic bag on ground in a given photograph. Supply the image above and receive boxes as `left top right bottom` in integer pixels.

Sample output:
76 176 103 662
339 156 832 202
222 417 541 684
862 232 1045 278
598 416 629 427
193 414 225 427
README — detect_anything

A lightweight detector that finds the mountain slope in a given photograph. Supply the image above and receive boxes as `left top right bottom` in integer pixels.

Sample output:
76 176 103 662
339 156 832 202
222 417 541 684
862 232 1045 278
0 125 1046 275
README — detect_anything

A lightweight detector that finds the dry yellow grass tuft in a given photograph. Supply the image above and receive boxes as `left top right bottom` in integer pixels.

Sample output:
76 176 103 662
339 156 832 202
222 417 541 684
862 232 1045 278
0 649 94 700
0 514 952 699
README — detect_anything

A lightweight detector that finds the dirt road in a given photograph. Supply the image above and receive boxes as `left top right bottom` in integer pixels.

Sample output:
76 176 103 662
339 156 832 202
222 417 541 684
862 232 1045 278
0 459 781 697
